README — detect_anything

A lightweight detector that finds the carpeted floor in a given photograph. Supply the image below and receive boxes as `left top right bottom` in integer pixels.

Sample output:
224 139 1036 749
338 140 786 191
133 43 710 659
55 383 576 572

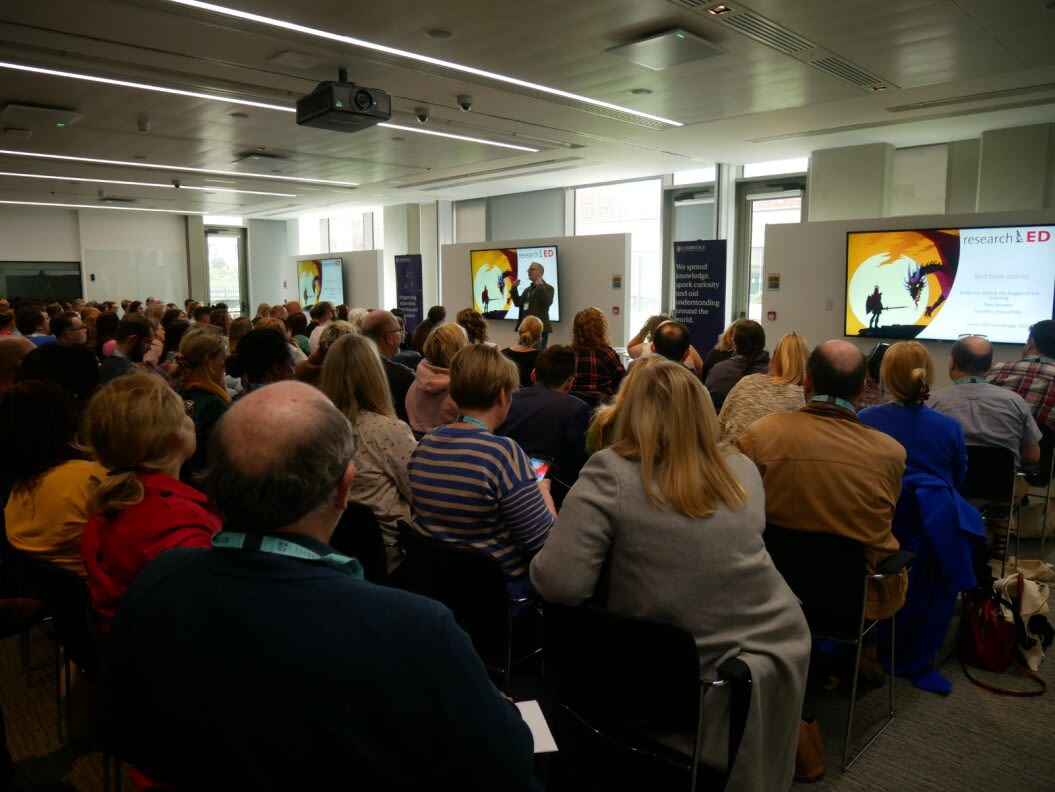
4 550 1054 791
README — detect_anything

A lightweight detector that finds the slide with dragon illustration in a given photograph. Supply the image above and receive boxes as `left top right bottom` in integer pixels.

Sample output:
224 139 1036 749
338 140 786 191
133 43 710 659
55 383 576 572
845 226 1055 344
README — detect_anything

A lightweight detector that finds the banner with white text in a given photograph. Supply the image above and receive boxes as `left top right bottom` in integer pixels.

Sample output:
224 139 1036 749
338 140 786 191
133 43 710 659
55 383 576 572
673 240 727 354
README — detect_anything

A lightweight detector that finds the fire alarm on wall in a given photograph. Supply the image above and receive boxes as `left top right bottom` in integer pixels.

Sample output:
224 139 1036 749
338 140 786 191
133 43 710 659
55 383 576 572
612 306 620 315
767 311 776 320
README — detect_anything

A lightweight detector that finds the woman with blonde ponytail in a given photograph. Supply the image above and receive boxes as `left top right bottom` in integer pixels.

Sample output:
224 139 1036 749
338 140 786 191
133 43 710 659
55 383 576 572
501 315 543 387
859 341 982 695
176 324 231 479
80 373 221 631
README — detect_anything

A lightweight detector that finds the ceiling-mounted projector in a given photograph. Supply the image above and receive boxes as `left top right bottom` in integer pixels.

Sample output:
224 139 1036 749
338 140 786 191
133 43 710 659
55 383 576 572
296 69 391 132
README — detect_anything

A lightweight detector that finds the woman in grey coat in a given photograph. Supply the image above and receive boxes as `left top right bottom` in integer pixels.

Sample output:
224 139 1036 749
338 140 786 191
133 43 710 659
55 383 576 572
530 361 810 792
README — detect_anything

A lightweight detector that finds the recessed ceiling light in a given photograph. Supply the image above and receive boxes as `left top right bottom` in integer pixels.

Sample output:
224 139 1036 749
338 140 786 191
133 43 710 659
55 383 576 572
425 28 453 40
0 149 358 187
0 199 205 215
708 4 733 15
0 60 293 114
377 123 539 152
870 83 888 92
630 88 653 96
162 0 683 126
0 170 297 196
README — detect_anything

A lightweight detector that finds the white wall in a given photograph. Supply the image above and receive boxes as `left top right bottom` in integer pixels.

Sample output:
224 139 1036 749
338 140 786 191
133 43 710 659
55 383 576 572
762 208 1055 387
78 210 187 304
246 219 287 308
440 233 632 348
0 207 80 262
285 250 384 309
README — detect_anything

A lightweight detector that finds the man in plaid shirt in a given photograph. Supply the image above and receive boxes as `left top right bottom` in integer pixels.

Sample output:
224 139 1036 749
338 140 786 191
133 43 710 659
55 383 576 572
987 320 1055 430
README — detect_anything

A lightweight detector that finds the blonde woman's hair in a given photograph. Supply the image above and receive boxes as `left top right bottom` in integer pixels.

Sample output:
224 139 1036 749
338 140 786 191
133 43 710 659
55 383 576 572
449 344 520 411
178 323 228 370
319 320 357 354
880 340 933 405
83 373 190 517
518 315 543 347
611 361 747 518
768 332 809 386
572 307 610 349
256 317 291 339
716 320 743 352
228 316 253 353
587 356 666 453
424 322 469 368
320 334 395 422
255 302 271 320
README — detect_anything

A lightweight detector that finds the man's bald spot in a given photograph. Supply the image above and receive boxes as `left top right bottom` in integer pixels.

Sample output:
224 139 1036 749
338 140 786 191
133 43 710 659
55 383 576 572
361 309 398 339
218 381 334 476
815 339 865 375
959 334 992 359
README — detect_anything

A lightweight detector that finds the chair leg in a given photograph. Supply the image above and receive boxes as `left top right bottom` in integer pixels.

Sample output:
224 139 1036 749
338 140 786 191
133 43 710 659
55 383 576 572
888 614 896 718
20 628 31 672
1041 486 1051 559
63 655 72 744
102 752 109 792
54 642 63 743
843 577 870 770
690 686 708 792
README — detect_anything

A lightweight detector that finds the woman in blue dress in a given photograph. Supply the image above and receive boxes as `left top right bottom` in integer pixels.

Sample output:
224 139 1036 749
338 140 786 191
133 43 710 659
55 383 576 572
859 341 984 694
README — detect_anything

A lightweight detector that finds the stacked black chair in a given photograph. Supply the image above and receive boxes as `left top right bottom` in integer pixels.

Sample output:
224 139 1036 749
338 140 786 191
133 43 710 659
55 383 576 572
763 524 914 770
960 444 1023 575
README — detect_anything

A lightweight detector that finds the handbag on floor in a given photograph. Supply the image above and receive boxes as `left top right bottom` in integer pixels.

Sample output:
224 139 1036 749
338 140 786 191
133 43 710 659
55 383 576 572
960 574 1046 697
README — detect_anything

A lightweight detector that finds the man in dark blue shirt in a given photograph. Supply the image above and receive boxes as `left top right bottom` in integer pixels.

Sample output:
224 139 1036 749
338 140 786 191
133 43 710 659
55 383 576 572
497 345 590 505
97 381 537 791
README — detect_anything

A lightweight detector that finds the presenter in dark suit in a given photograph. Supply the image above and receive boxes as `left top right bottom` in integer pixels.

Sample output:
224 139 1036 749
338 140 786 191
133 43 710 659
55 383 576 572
510 262 555 350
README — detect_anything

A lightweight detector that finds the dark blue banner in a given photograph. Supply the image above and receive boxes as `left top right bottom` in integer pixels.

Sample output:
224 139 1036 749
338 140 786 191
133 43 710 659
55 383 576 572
673 240 727 354
394 254 423 335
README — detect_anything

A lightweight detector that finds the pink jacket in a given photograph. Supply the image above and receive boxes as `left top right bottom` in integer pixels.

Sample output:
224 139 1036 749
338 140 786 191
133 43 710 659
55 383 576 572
406 360 458 434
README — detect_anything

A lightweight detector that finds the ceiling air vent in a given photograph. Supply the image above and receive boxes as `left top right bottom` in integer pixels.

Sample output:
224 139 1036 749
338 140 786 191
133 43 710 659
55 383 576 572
811 56 885 90
720 10 815 55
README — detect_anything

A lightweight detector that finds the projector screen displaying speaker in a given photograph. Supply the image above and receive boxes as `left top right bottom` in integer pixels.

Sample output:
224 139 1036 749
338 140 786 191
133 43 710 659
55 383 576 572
297 257 345 308
470 246 560 323
844 225 1055 344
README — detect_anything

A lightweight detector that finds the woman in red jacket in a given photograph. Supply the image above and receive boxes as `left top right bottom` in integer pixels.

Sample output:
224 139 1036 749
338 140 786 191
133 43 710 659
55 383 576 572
81 372 221 632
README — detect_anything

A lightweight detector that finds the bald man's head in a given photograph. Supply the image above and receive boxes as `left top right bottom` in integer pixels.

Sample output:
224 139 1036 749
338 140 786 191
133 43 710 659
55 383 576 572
204 381 356 534
950 335 993 375
0 336 34 384
805 340 867 401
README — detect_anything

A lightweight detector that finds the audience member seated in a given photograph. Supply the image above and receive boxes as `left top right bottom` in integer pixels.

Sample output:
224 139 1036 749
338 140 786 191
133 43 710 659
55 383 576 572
294 320 355 386
736 340 908 619
497 344 590 505
858 341 889 409
627 315 705 376
530 361 810 790
585 357 664 455
99 314 154 385
0 336 33 393
191 304 211 325
269 303 289 322
859 341 984 695
208 307 232 336
256 317 307 365
49 310 88 344
410 304 446 352
0 381 106 577
15 305 55 347
307 301 336 352
0 310 14 336
457 307 491 345
570 307 625 402
160 318 190 367
16 341 100 405
502 315 543 387
321 334 416 573
161 307 185 330
389 309 422 368
409 345 555 599
286 310 311 356
718 331 808 442
228 328 295 395
700 319 741 381
253 302 271 325
705 319 769 413
987 318 1055 430
406 323 469 435
929 335 1041 477
94 311 119 359
80 373 220 632
176 325 231 481
361 310 416 423
95 381 535 789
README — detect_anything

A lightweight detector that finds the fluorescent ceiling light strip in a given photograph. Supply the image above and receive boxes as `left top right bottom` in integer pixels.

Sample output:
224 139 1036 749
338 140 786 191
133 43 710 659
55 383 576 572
378 123 538 152
165 0 683 127
0 170 296 197
0 199 204 215
0 150 357 187
0 60 293 113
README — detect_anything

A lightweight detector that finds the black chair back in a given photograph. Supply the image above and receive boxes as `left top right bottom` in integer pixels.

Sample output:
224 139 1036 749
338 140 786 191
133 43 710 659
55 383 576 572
570 390 605 410
960 445 1016 502
396 522 512 672
1028 427 1055 487
763 524 866 640
545 604 701 733
329 501 387 584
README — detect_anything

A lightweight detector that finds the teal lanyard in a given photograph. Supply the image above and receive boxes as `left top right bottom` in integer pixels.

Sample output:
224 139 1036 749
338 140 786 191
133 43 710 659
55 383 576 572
954 376 986 385
457 415 489 431
212 532 364 579
809 395 857 413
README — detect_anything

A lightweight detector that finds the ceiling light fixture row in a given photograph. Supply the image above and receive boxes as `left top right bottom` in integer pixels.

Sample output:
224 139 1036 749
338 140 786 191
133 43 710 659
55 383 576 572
0 170 296 196
0 199 205 215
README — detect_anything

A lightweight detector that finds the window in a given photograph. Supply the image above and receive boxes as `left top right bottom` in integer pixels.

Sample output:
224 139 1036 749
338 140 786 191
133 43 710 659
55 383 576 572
202 215 244 226
743 158 809 178
672 166 716 186
575 179 662 336
746 195 801 321
891 145 948 216
297 216 324 255
328 211 367 252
